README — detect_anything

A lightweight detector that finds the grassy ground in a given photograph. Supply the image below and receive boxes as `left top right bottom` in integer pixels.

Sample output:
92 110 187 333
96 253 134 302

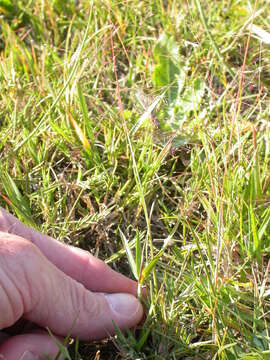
1 0 270 358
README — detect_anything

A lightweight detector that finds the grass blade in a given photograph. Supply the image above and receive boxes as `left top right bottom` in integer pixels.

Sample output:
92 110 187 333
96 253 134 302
139 248 164 285
136 229 142 279
68 111 91 153
119 229 138 280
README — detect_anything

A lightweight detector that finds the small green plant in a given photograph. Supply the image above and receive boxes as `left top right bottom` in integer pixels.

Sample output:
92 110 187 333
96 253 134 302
152 33 205 134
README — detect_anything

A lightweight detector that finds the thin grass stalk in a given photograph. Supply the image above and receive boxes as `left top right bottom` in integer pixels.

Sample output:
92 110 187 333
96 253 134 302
194 0 235 78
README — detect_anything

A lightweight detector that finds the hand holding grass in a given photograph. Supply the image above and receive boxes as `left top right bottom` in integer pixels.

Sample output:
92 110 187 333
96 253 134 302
0 207 143 359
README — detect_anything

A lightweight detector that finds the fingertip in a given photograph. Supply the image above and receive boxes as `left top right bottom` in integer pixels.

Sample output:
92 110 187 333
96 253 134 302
105 293 144 327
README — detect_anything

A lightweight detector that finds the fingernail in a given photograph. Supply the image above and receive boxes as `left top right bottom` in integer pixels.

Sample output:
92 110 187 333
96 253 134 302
20 351 39 360
105 293 141 317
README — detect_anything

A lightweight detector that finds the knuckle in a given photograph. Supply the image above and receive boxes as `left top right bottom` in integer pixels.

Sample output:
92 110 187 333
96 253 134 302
0 231 35 257
82 290 103 319
69 280 103 320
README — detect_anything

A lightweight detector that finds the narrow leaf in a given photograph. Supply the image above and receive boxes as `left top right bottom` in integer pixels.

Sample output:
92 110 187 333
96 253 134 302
258 208 270 240
0 171 34 226
68 111 91 153
135 230 142 279
250 204 260 261
119 229 138 280
77 83 95 145
135 327 151 352
139 248 164 285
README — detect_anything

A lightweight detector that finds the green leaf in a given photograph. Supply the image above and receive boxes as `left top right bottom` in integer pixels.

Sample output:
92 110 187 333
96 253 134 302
119 229 138 280
135 229 142 279
135 327 151 352
77 83 96 147
250 204 260 262
258 208 270 241
253 154 262 199
46 328 73 360
152 34 205 133
0 170 34 227
139 248 164 285
0 0 14 14
172 134 195 149
251 334 265 352
152 33 185 106
180 78 205 113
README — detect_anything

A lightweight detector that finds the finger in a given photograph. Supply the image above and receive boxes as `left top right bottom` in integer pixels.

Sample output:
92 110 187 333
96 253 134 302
0 233 143 340
0 332 64 360
0 207 137 295
0 332 9 346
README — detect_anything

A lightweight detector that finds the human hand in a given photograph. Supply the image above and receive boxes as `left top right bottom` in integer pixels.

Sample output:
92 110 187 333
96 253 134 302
0 207 143 359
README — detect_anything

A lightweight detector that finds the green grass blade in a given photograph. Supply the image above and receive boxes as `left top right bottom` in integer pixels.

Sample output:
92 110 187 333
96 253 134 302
139 248 164 285
135 327 151 352
250 204 260 262
0 170 34 227
119 229 138 280
136 229 142 279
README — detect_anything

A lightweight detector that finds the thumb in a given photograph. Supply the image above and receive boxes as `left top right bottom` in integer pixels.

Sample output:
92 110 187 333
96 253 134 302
2 233 143 340
26 287 143 340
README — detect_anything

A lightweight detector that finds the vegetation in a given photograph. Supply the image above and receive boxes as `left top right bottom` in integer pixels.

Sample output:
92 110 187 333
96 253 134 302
1 0 270 358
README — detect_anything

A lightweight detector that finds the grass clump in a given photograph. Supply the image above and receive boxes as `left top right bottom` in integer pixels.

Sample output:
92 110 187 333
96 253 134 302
1 0 270 359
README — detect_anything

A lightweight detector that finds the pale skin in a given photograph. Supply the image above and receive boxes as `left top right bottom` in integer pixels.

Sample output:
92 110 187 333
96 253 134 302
0 207 143 359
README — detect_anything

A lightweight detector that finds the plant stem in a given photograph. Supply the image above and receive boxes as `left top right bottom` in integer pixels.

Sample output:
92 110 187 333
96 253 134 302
194 0 235 78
